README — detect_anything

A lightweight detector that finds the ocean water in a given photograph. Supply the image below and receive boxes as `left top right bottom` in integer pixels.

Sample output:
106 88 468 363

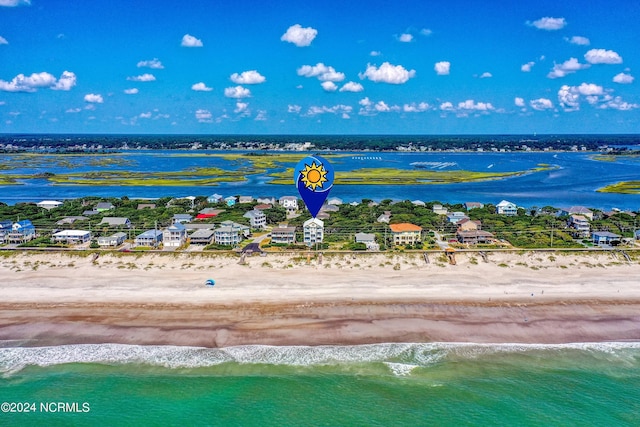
1 343 639 426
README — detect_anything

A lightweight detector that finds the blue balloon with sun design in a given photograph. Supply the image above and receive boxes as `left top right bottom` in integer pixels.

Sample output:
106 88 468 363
294 155 334 218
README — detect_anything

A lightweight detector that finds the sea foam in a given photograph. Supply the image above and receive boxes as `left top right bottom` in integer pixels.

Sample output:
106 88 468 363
1 342 639 376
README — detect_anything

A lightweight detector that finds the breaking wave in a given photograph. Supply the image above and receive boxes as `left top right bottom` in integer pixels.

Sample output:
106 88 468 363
1 342 639 377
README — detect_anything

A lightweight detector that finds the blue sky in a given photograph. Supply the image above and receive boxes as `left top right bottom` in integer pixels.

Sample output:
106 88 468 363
0 0 638 134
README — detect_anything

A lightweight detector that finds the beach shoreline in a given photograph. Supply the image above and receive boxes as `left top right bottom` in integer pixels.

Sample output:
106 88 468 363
1 250 639 347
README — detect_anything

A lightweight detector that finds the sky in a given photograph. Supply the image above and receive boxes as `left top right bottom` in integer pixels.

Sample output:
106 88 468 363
0 0 639 135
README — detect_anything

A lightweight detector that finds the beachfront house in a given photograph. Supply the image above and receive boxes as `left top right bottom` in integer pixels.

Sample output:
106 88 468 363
377 211 392 223
559 206 594 221
189 229 215 245
207 194 223 204
52 230 92 245
95 202 115 212
238 196 254 204
327 197 343 206
99 217 132 228
389 223 422 246
432 204 448 215
214 222 246 246
464 202 484 210
225 196 237 207
496 200 518 216
456 230 494 245
7 220 36 243
303 218 324 246
196 208 224 219
36 200 63 210
279 196 298 214
0 220 13 243
270 224 297 244
457 218 482 232
162 223 188 248
98 232 127 247
446 212 469 224
256 197 276 205
243 209 267 229
134 229 163 247
568 214 590 238
57 216 89 226
591 231 621 247
355 232 378 250
172 213 193 224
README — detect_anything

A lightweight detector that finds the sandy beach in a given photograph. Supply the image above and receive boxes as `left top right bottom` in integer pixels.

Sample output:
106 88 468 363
0 249 639 347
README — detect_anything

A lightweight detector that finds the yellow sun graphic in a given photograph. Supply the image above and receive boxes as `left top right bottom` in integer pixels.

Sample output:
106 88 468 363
300 161 328 191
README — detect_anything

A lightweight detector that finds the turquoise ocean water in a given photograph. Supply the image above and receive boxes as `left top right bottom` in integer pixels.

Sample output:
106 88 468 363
1 343 639 426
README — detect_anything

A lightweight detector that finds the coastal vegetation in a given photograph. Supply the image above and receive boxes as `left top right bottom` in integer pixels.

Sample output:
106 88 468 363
597 181 640 194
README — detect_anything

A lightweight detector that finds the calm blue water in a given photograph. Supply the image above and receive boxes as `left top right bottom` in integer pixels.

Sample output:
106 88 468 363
2 150 640 210
1 343 639 426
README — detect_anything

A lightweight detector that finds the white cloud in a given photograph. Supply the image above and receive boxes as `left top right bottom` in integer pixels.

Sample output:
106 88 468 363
403 102 430 112
230 70 266 84
137 58 164 69
297 63 345 82
557 85 580 111
514 97 525 107
359 62 416 84
195 109 212 123
398 33 413 42
181 34 203 47
375 101 391 112
458 99 494 111
234 102 249 114
576 82 604 96
139 112 152 119
306 104 353 116
613 72 634 84
127 73 156 82
0 71 57 92
439 102 454 111
224 85 251 98
434 61 450 75
521 61 535 72
0 0 31 6
124 88 139 94
558 83 609 111
528 17 567 30
584 49 623 64
370 51 382 57
567 36 590 46
321 81 338 92
0 36 7 44
51 71 76 91
191 82 213 92
479 72 492 78
420 28 432 36
547 57 589 79
84 93 103 103
339 81 364 92
281 24 317 47
287 104 301 114
255 110 267 121
599 96 639 111
65 108 81 113
530 98 553 110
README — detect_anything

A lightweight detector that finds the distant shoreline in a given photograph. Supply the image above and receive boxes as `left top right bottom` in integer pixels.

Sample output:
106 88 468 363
1 250 639 347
